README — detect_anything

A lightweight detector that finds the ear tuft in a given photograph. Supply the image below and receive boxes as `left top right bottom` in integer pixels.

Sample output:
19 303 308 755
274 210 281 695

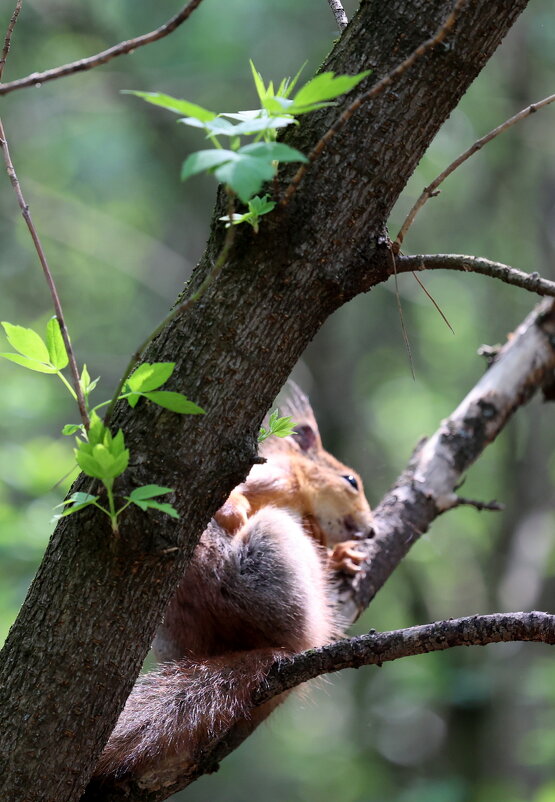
293 423 318 452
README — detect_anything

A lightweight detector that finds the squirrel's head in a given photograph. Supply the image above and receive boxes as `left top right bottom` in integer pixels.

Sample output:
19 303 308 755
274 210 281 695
260 384 374 547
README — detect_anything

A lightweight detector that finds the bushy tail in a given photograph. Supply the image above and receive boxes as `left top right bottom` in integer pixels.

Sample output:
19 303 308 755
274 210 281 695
94 649 285 778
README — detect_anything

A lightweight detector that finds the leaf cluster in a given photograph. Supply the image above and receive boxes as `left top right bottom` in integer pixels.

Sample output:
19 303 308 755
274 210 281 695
128 62 370 208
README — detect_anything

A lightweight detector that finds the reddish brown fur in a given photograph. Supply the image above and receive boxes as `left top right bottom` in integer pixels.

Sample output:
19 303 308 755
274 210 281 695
95 386 373 779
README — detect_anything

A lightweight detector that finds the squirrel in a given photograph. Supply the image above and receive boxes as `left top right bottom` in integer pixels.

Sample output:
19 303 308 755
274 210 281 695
94 384 373 780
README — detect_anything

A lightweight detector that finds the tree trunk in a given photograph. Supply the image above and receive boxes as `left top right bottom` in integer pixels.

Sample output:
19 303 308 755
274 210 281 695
0 1 530 800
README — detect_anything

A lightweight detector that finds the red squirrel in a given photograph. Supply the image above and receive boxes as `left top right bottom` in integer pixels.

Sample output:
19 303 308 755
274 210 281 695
94 385 373 779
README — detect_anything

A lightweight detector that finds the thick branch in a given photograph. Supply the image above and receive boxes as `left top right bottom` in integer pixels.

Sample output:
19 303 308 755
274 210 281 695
342 297 555 620
395 253 555 298
256 612 555 703
0 0 206 96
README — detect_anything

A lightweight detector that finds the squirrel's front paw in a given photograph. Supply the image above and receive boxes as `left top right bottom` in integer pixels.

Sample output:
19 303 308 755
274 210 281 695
329 541 366 575
214 490 252 534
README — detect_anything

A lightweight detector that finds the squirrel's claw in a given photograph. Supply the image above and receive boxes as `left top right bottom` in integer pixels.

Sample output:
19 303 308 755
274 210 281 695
328 541 367 575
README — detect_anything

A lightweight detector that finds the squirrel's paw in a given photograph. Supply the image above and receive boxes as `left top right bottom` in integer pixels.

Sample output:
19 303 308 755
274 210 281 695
329 541 366 575
214 489 251 534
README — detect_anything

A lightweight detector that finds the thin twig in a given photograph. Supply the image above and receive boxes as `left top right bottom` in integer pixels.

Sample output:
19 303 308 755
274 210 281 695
394 253 555 298
445 496 504 512
327 0 348 31
0 118 89 428
0 0 207 96
255 611 555 705
387 247 415 380
103 194 236 425
0 0 22 81
411 270 455 333
394 91 555 251
280 0 467 207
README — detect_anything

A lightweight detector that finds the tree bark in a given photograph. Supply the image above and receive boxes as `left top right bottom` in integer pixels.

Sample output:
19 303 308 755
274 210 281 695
0 1 531 800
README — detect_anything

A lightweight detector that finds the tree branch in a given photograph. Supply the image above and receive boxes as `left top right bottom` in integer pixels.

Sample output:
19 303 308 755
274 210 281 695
342 297 555 620
0 0 22 81
394 92 555 251
256 612 555 704
0 0 206 96
326 0 349 31
394 253 555 297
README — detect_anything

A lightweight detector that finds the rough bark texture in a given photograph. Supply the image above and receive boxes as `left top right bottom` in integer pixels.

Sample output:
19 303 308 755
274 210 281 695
0 1 531 801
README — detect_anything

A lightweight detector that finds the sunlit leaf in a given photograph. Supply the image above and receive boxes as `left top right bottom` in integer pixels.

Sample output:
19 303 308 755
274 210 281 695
45 317 68 369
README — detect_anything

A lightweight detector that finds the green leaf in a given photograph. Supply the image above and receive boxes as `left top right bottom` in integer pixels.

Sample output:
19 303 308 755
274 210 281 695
127 362 176 393
75 449 105 479
51 492 99 521
128 485 174 501
143 391 205 414
240 142 308 163
46 317 68 369
215 156 275 203
227 116 294 136
131 498 180 519
62 423 82 436
1 322 50 362
110 449 130 477
290 71 371 113
126 392 141 409
125 91 216 121
250 60 269 103
0 352 57 373
87 411 107 447
111 429 126 457
181 149 238 181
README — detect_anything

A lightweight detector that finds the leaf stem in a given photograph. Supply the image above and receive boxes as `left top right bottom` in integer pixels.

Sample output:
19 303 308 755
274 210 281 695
0 117 90 429
56 370 78 400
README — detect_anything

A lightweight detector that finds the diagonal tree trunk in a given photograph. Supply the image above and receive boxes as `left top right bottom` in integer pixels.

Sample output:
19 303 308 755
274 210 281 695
0 1 531 800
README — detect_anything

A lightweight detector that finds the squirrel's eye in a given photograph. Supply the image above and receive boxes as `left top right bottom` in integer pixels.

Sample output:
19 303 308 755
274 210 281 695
343 474 359 490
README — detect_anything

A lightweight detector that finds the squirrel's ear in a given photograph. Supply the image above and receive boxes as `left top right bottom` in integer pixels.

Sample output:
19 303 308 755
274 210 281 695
292 423 318 452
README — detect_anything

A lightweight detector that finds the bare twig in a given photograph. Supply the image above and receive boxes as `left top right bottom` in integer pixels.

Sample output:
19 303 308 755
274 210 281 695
394 253 555 298
256 611 555 704
103 194 236 425
0 0 206 96
388 248 415 379
443 496 504 512
280 0 467 206
327 0 348 31
0 0 22 81
394 92 555 251
0 118 89 428
411 270 455 333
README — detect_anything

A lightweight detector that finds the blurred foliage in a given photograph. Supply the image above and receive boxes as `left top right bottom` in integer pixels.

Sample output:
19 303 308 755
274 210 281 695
1 1 555 800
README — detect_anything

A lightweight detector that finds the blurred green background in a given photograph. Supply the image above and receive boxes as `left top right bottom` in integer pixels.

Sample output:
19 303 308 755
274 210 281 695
2 1 555 800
